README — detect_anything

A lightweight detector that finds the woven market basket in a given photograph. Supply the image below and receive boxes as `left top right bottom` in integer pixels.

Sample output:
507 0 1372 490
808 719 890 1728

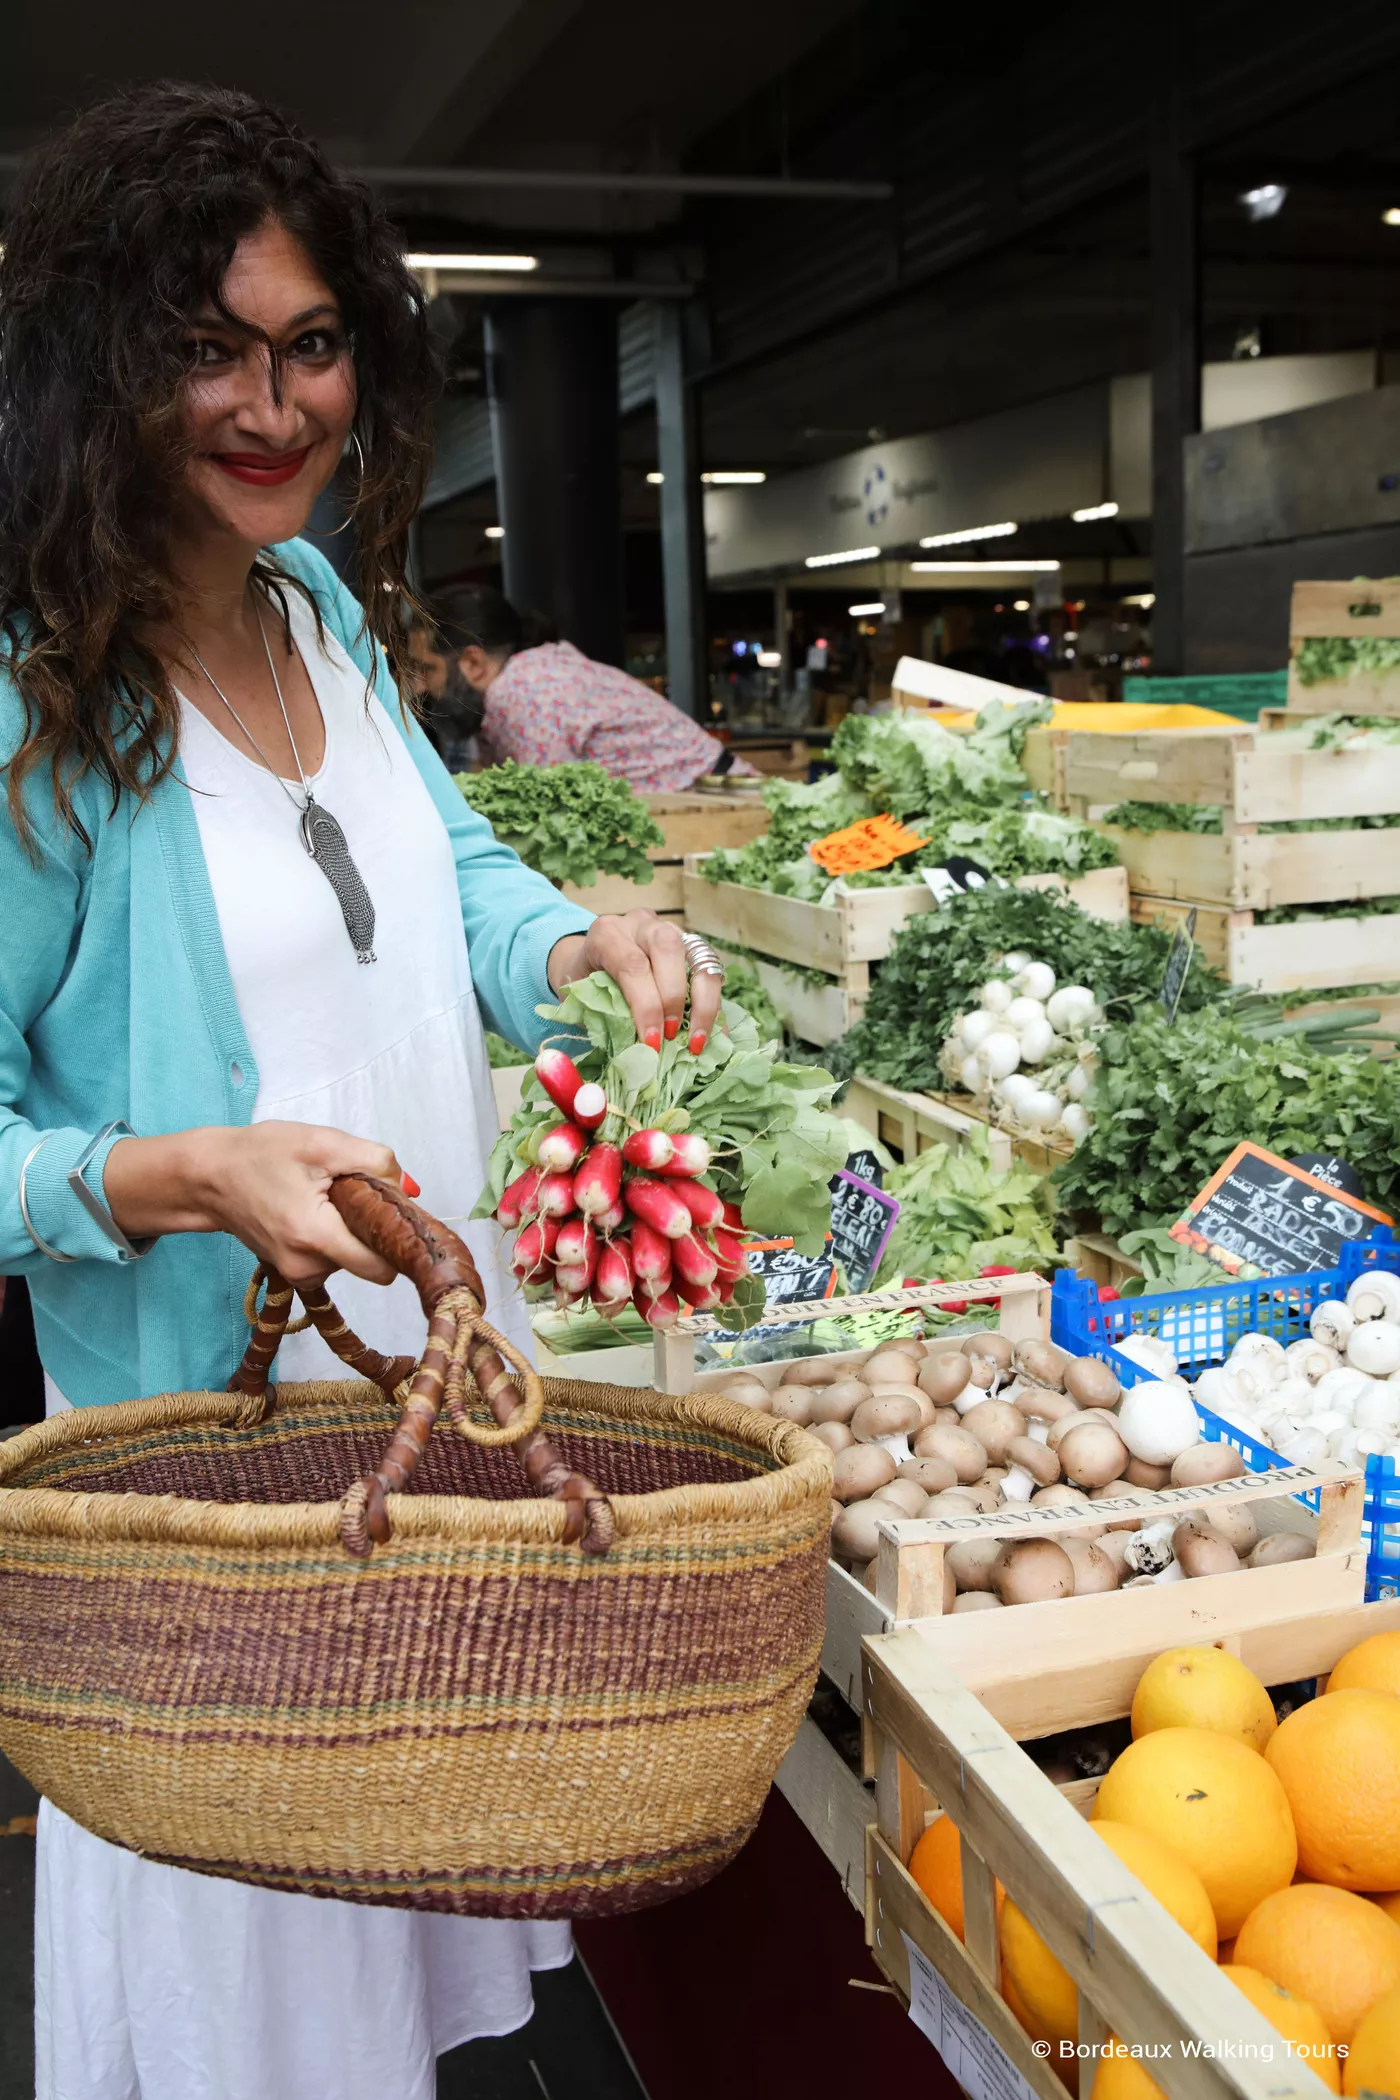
0 1174 831 1918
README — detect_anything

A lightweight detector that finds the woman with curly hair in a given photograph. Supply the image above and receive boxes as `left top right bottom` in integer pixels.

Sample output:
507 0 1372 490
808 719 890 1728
0 80 721 2100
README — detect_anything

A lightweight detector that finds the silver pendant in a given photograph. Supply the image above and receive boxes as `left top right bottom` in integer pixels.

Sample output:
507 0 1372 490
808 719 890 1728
300 795 377 964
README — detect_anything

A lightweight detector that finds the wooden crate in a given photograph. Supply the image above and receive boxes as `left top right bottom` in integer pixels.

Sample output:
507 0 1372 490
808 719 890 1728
561 791 768 920
843 1072 1073 1174
1286 578 1400 717
1058 722 1400 991
681 859 1130 1044
860 1601 1400 2100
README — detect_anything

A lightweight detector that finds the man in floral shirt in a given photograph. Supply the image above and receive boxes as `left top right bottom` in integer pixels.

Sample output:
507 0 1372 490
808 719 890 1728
432 585 752 792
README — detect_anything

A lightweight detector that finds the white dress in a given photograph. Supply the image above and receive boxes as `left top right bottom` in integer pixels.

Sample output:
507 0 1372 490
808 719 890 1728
35 591 571 2100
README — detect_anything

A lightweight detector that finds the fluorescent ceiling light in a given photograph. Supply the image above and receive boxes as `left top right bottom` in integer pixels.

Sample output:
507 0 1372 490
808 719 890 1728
702 470 766 484
919 522 1017 548
485 525 504 539
756 649 782 667
911 560 1060 574
1072 501 1119 523
1013 599 1031 611
1121 592 1156 608
646 472 664 484
848 601 886 616
403 252 539 271
1385 209 1400 228
1239 184 1287 222
805 545 880 568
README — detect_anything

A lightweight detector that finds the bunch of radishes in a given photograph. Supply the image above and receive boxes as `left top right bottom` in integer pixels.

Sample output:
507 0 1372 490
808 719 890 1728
494 1043 749 1331
938 955 1104 1148
1191 1268 1400 1471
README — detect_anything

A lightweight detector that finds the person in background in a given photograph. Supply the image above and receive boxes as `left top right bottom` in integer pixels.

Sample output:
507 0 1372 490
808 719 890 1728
432 584 753 791
405 615 485 771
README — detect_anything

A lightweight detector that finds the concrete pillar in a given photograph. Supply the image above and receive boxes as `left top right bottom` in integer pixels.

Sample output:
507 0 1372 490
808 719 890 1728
485 299 624 665
654 303 709 719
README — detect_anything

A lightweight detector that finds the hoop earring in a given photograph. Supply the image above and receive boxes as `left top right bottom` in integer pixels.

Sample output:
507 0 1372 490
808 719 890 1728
321 430 367 536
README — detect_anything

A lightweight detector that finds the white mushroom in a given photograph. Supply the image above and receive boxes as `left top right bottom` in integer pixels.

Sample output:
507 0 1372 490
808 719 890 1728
1123 1518 1177 1577
1115 1381 1201 1468
1347 1319 1400 1378
1347 1270 1400 1325
1311 1299 1355 1351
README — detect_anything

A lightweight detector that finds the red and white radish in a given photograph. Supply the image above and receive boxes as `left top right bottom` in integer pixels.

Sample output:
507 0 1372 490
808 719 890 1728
674 1179 725 1232
630 1221 673 1287
555 1216 597 1272
592 1198 626 1234
623 1128 676 1171
497 1165 543 1230
672 1230 718 1291
625 1175 691 1238
674 1277 723 1312
511 1218 559 1279
534 1046 584 1118
594 1238 634 1309
574 1143 623 1216
571 1082 607 1131
656 1131 711 1178
535 1171 577 1219
536 1122 587 1174
633 1286 680 1329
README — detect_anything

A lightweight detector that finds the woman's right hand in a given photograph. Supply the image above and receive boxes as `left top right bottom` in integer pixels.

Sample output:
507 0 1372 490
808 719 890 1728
104 1121 405 1285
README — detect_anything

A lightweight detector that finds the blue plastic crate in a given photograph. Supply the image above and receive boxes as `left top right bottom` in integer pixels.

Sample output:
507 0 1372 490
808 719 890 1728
1051 1232 1400 1601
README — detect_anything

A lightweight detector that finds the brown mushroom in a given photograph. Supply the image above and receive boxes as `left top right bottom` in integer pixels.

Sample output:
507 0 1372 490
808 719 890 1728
918 1353 972 1408
963 1332 1014 1373
832 1443 896 1504
869 1335 926 1361
809 1420 856 1456
805 1377 871 1425
959 1398 1029 1464
1030 1482 1091 1508
1063 1357 1122 1409
947 1538 1004 1592
1057 1420 1130 1490
911 1422 988 1485
1048 1407 1122 1452
1060 1537 1121 1595
865 1383 936 1428
1005 1435 1060 1489
832 1498 888 1563
1205 1503 1260 1558
898 1455 959 1495
775 1358 844 1386
951 1591 1004 1613
708 1373 771 1409
963 1356 1000 1393
1170 1444 1247 1488
1013 1339 1069 1389
923 1489 982 1517
1172 1521 1242 1577
869 1479 929 1519
1015 1384 1081 1425
851 1394 925 1447
960 1480 1002 1513
1096 1529 1139 1574
1246 1533 1315 1569
768 1386 816 1425
1123 1457 1172 1490
991 1538 1076 1606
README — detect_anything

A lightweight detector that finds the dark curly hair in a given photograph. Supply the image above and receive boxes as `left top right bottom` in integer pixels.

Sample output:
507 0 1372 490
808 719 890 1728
0 79 440 847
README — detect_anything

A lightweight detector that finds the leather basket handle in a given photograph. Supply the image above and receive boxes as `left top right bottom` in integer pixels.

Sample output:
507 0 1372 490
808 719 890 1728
227 1174 614 1559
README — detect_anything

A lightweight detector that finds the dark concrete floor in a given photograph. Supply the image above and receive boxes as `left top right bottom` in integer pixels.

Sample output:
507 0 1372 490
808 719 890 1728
0 1756 646 2100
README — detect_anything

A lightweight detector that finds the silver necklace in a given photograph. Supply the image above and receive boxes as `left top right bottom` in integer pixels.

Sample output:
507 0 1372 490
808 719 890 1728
188 600 377 964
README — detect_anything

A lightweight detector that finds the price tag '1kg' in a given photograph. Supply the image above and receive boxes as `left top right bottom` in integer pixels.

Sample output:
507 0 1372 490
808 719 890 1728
808 812 929 875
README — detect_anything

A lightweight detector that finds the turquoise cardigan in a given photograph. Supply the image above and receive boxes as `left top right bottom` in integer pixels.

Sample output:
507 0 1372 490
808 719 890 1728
0 540 593 1408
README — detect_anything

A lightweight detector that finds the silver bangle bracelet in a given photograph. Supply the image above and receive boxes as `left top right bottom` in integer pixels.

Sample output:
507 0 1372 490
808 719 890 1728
18 1133 77 1263
67 1121 154 1261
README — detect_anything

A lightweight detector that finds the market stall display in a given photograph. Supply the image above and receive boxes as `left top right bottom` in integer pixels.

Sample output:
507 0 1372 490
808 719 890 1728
1287 578 1400 718
861 1606 1400 2100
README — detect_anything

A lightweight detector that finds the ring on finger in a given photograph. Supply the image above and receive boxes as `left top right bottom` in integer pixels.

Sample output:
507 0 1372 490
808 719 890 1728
681 933 727 981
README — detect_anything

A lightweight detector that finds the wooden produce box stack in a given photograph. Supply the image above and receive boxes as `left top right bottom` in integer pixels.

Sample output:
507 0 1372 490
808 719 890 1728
681 855 1130 1045
842 1070 1072 1178
1285 579 1400 718
860 1594 1400 2100
1052 722 1400 992
560 790 770 922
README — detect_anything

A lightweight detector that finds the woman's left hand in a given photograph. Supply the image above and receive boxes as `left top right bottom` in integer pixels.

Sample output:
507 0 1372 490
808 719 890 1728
547 914 723 1054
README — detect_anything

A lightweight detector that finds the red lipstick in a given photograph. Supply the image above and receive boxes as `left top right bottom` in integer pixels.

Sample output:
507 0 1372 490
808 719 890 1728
211 447 312 486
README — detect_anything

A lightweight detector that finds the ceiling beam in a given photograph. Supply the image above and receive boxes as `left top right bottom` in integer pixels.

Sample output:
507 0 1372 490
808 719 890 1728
352 164 893 201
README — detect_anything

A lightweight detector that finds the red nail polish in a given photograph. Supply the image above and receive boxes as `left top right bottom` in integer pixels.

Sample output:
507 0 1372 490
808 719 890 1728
645 1027 662 1051
689 1030 707 1055
401 1172 421 1198
664 1017 680 1040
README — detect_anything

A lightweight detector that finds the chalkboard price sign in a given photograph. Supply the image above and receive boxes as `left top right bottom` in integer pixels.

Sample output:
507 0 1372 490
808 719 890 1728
827 1169 901 1291
843 1147 886 1191
743 1238 837 1308
1170 1141 1392 1277
1160 908 1197 1021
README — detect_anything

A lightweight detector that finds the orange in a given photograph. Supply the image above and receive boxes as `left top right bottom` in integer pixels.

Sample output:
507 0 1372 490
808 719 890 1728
1222 1965 1340 2091
908 1813 1003 1943
1000 1821 1216 2049
1345 1983 1400 2097
1266 1691 1400 1891
1375 1892 1400 1926
1091 2047 1166 2099
1234 1883 1400 2044
1092 1727 1296 1937
1327 1629 1400 1698
1131 1646 1276 1752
